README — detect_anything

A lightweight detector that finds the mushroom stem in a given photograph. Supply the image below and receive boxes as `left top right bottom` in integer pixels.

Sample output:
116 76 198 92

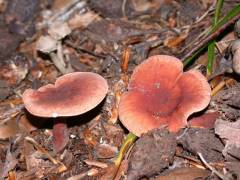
53 118 69 153
50 52 69 74
49 42 73 74
56 41 73 73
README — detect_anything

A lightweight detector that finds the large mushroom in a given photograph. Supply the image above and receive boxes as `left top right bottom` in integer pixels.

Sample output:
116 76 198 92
119 55 211 136
22 72 108 152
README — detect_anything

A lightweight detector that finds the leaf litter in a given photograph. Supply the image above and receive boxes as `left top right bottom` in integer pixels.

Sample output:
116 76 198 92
0 0 240 179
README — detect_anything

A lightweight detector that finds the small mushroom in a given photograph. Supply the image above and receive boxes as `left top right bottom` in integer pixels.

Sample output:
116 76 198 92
36 35 72 74
119 55 211 136
36 35 57 53
230 39 240 74
48 22 71 41
36 22 73 74
22 72 108 152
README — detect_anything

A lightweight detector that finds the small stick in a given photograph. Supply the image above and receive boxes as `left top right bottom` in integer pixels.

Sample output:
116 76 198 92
122 0 127 18
109 47 130 124
84 159 108 168
215 42 224 54
38 0 86 29
211 80 226 96
25 136 58 164
67 168 98 180
198 152 224 179
182 13 240 62
121 47 131 75
65 40 106 59
211 79 234 96
25 136 67 172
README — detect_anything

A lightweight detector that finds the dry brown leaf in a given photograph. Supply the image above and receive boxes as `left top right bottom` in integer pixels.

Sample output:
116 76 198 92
18 115 38 132
23 139 48 178
154 167 210 180
0 116 21 139
215 119 240 158
215 120 240 147
68 11 100 30
52 0 76 11
2 146 18 178
164 33 188 48
131 0 166 12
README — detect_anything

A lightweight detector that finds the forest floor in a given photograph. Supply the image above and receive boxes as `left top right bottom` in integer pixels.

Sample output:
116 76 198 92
0 0 240 179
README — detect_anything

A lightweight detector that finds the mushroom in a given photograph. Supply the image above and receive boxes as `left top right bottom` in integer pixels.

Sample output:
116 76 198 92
119 55 211 136
188 112 219 129
36 22 73 74
48 22 71 41
22 72 108 152
230 39 240 74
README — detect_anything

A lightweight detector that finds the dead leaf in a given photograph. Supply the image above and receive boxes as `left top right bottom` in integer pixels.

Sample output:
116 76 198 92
153 167 210 180
52 0 76 11
23 139 48 178
215 119 240 158
95 143 118 159
0 116 21 139
0 158 3 178
0 55 29 86
18 115 38 132
68 11 100 30
99 161 128 180
2 146 18 178
178 128 224 162
131 0 165 12
164 33 188 48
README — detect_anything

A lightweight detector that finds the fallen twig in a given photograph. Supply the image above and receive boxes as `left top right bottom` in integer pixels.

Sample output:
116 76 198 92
24 136 67 173
84 159 108 168
67 168 98 180
198 152 224 179
183 6 240 67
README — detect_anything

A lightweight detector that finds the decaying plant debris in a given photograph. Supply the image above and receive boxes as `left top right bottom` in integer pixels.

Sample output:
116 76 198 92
1 0 240 179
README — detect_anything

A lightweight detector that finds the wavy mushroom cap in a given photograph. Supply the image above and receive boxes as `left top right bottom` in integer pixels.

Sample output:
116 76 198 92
23 72 108 117
119 55 211 136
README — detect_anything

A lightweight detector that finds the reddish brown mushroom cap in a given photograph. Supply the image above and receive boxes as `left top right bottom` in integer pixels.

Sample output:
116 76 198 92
188 112 220 129
119 55 211 136
22 72 108 117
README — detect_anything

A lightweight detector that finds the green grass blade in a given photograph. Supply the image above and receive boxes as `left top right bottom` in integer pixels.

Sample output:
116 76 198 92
114 132 137 166
207 0 224 75
183 45 207 68
208 4 240 35
184 4 240 68
207 41 215 75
